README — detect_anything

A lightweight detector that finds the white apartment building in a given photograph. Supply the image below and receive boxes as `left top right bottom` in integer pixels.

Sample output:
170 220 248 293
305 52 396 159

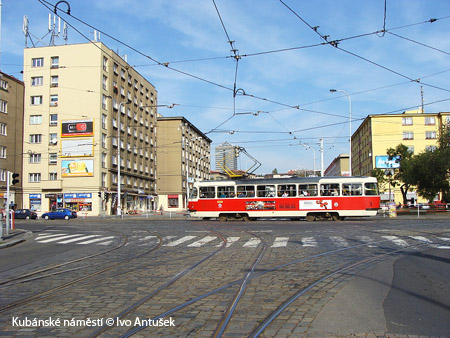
22 42 158 216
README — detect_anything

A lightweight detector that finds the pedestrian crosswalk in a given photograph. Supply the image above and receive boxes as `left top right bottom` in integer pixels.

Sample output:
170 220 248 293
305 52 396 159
35 231 450 250
35 232 115 246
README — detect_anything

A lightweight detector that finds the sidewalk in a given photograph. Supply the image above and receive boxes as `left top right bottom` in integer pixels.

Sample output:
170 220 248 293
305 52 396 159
0 229 33 249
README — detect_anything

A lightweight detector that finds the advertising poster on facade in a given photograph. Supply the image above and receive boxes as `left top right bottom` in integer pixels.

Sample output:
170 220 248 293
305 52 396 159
61 159 94 177
375 155 401 169
61 139 94 157
61 120 94 137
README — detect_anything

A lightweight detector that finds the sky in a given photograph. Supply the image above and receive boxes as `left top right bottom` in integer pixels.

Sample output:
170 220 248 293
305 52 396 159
1 0 450 175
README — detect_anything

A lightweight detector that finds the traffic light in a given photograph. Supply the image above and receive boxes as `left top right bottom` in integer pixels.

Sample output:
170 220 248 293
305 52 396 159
105 193 109 202
12 173 20 185
98 192 102 198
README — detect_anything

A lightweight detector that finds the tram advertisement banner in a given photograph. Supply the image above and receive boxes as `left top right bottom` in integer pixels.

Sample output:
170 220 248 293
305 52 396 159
300 200 333 210
245 201 276 210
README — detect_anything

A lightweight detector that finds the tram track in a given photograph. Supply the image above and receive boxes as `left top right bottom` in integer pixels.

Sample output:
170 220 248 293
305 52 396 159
0 231 165 313
114 228 449 337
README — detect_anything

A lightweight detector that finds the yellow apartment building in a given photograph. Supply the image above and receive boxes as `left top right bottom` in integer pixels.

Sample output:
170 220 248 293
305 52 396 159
156 117 211 212
324 154 349 177
22 42 158 216
352 110 450 203
0 72 24 210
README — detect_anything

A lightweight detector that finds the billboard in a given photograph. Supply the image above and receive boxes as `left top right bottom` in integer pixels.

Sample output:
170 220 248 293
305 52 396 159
61 120 94 137
61 160 94 177
375 155 401 169
61 139 94 157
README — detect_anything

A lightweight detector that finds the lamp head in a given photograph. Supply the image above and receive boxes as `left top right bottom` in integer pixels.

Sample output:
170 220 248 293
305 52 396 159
329 89 337 92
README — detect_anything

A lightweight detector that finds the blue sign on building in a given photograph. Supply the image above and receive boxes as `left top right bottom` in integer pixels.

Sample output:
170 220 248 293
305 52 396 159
375 155 401 169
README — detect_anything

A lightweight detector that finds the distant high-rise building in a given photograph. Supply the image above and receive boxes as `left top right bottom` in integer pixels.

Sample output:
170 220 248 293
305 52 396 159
215 142 237 172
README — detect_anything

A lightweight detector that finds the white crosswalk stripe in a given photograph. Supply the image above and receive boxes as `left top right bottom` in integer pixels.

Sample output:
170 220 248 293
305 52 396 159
302 237 318 247
329 236 349 247
77 236 115 245
216 237 240 247
58 235 101 244
163 236 197 247
243 238 261 247
409 236 432 243
36 234 87 243
271 237 289 248
382 236 409 247
187 236 217 247
35 232 113 245
356 236 377 248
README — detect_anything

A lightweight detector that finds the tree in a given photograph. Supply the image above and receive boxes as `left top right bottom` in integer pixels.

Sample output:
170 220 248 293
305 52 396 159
386 144 414 205
272 168 278 175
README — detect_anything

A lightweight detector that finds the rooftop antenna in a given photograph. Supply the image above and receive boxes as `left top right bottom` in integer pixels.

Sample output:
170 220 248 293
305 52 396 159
420 86 424 113
92 29 101 42
23 13 68 48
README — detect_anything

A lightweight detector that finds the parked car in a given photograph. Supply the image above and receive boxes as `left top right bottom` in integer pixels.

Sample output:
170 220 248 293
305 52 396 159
42 208 77 220
14 209 38 220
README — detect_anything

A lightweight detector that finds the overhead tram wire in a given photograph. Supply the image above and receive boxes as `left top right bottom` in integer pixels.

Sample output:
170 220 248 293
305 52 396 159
277 0 450 94
38 0 235 94
386 31 450 57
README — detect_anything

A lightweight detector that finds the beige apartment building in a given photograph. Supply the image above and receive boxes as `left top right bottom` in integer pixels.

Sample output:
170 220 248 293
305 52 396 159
157 117 211 212
22 42 158 216
352 109 450 202
324 154 349 177
0 72 24 210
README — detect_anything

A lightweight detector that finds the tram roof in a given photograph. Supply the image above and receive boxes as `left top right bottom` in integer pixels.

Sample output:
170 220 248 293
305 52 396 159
195 176 376 185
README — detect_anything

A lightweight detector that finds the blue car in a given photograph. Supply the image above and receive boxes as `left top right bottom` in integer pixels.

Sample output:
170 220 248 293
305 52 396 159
42 208 78 220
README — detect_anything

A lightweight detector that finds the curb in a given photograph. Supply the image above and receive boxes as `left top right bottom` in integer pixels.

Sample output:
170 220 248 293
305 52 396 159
0 230 33 249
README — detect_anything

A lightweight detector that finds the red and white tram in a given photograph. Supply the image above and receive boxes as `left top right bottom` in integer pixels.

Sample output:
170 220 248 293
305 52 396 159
188 176 380 221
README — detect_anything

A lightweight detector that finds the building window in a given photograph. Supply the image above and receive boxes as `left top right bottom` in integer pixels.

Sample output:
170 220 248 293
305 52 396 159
424 116 435 125
0 79 8 91
103 75 108 90
425 131 436 139
49 133 57 145
121 69 125 79
29 115 42 125
402 117 413 126
113 63 118 74
102 114 107 129
407 146 414 154
50 95 58 106
29 153 41 163
50 114 58 126
30 134 42 144
102 133 107 148
0 169 6 181
102 95 108 110
51 56 59 68
31 76 43 86
103 56 108 71
102 152 106 168
0 146 6 158
29 173 41 182
0 123 7 135
426 145 437 152
0 100 6 113
49 153 58 165
403 132 414 140
49 172 58 180
31 96 43 105
32 57 44 67
102 173 107 187
51 76 59 87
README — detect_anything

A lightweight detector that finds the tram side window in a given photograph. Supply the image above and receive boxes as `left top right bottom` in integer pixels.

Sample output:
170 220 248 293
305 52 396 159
237 185 255 198
257 185 276 197
299 184 317 196
320 183 340 196
190 188 198 199
365 182 378 195
277 184 296 197
200 187 215 198
342 183 362 196
218 186 235 198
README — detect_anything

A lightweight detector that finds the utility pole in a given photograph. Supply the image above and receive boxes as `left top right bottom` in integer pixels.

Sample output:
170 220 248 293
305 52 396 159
320 138 324 177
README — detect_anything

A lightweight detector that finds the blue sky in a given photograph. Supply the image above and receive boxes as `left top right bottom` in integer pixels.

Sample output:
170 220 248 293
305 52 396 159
2 0 450 174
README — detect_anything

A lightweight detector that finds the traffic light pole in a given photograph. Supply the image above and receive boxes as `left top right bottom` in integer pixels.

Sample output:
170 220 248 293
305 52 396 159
5 171 10 236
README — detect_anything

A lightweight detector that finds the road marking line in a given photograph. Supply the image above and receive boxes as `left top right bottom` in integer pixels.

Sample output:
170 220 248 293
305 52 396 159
58 235 101 244
98 241 113 245
187 236 217 247
271 237 289 248
138 236 157 241
163 236 197 247
35 233 67 239
356 236 376 247
329 236 349 247
37 234 87 243
216 237 240 247
77 236 115 245
409 236 432 243
243 238 261 247
382 236 409 247
302 237 318 247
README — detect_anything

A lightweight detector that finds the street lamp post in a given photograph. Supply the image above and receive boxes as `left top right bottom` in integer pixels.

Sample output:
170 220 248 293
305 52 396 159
116 100 130 217
330 89 352 176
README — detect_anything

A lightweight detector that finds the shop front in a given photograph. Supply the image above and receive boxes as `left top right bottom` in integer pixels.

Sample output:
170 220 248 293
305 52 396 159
64 193 93 212
29 194 42 211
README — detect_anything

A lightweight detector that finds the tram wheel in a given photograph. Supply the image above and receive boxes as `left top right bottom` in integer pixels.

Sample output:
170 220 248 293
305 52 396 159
242 215 249 222
306 215 315 222
219 215 227 222
332 215 343 221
